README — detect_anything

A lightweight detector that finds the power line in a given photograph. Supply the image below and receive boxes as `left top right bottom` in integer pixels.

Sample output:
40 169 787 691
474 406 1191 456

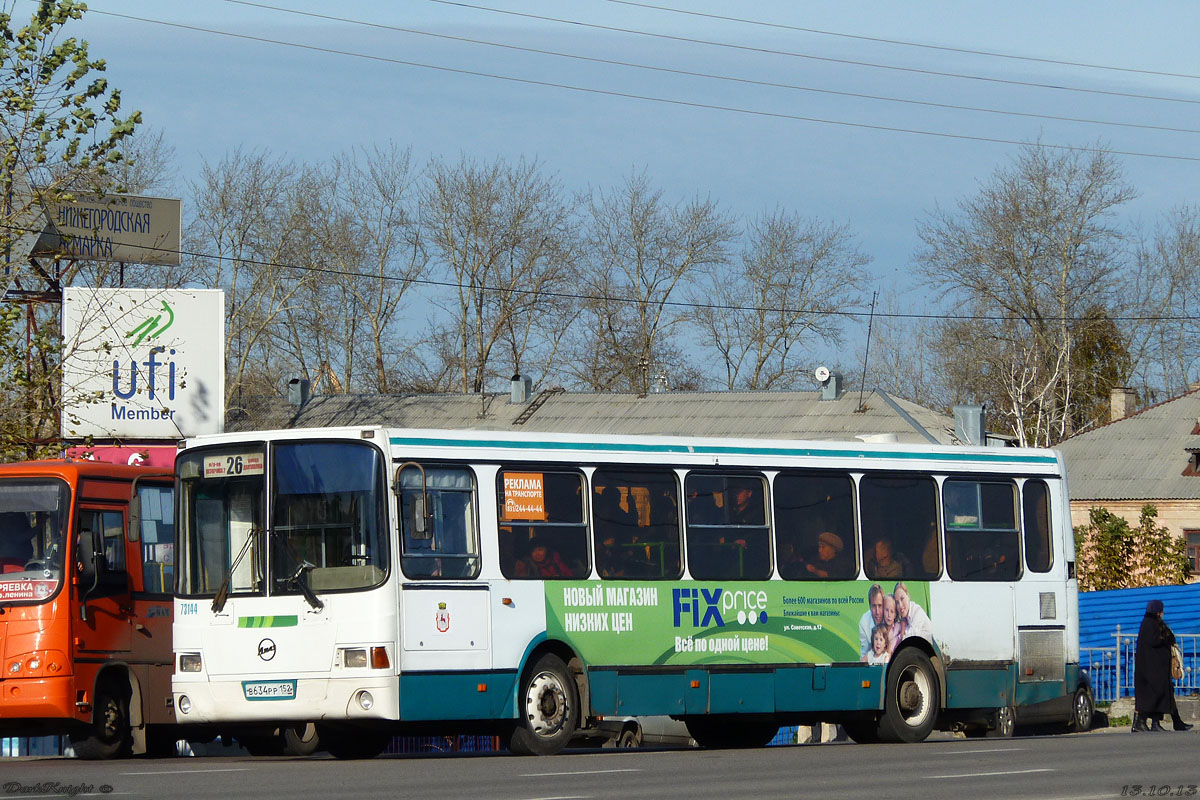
217 0 1200 137
600 0 1200 83
87 9 1200 163
420 0 1200 106
3 221 1196 325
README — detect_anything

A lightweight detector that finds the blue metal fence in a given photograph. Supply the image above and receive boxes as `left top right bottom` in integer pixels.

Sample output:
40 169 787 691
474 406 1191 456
1082 628 1200 703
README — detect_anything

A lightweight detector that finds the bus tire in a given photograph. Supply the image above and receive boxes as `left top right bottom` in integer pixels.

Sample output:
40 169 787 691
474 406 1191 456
985 705 1015 738
509 653 579 756
71 683 133 759
282 722 322 756
877 648 939 743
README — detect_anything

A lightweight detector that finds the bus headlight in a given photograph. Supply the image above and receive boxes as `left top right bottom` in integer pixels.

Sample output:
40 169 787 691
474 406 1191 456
356 690 374 711
179 653 203 673
340 648 368 669
178 695 192 714
8 660 20 674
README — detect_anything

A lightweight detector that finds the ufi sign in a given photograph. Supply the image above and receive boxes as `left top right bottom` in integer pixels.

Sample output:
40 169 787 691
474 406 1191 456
61 288 225 439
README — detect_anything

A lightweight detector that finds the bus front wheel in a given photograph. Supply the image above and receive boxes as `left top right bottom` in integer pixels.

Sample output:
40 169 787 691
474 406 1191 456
509 653 578 756
71 683 132 759
877 648 939 743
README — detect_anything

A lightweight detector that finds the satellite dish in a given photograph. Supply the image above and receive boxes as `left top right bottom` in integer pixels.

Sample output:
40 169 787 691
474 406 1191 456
814 366 831 383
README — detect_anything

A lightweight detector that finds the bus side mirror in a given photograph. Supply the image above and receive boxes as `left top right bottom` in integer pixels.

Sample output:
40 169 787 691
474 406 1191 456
412 493 431 539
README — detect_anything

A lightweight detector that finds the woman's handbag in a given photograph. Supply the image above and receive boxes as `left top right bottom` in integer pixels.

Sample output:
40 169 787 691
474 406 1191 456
1171 645 1185 680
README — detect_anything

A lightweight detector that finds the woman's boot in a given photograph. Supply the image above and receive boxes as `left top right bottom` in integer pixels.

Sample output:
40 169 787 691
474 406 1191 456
1132 713 1149 732
1149 717 1167 731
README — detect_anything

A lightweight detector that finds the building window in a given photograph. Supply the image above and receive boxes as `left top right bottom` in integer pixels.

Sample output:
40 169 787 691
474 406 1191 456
1186 530 1200 574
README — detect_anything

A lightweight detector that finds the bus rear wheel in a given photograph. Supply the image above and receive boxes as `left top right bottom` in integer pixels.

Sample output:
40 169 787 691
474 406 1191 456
877 648 939 743
71 683 132 759
509 653 578 755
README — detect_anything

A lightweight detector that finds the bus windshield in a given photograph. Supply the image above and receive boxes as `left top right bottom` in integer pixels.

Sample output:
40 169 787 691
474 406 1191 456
177 442 388 598
177 447 266 597
271 441 387 593
0 479 69 604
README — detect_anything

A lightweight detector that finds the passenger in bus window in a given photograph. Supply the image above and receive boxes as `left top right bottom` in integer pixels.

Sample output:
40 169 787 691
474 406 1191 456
805 532 847 578
865 537 909 579
517 536 573 578
862 623 891 665
893 581 932 641
726 484 763 526
858 583 885 656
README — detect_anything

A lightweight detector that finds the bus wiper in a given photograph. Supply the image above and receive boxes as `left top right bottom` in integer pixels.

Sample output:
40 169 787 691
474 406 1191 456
277 560 324 611
212 527 260 614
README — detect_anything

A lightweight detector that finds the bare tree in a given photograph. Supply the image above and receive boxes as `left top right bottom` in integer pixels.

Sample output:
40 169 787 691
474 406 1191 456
421 155 577 393
185 150 316 413
1127 206 1200 398
284 144 426 393
569 171 735 393
916 143 1136 446
692 210 870 390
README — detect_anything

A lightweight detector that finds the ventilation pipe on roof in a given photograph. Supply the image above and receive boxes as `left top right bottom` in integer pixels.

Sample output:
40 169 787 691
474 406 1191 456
510 374 533 404
819 370 843 401
1110 387 1137 421
288 378 311 408
953 404 985 446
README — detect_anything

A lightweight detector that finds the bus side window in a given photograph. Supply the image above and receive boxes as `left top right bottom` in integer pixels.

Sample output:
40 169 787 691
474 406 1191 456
1022 480 1053 573
398 466 480 580
137 485 174 594
859 474 940 580
684 473 771 581
498 470 588 579
593 469 681 580
773 471 857 581
943 479 1020 581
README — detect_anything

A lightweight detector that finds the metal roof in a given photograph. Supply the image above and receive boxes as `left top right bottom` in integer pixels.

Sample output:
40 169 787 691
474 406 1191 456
1059 388 1200 501
227 387 967 445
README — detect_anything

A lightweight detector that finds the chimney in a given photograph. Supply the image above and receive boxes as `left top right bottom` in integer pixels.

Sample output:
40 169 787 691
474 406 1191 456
288 378 311 407
510 374 533 404
1109 387 1136 421
953 404 985 446
820 371 843 401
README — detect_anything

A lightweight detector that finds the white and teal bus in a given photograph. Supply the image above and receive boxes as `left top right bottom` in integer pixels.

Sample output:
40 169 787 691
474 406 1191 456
171 426 1091 757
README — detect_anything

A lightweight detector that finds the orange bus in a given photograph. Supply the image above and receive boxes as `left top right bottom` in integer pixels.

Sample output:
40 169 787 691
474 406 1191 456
0 459 179 757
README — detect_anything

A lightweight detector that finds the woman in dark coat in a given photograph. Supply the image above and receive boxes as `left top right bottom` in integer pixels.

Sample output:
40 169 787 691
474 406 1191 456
1133 599 1173 732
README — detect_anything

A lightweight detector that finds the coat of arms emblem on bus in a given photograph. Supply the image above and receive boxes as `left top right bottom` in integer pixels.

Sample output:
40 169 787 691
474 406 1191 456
436 602 450 633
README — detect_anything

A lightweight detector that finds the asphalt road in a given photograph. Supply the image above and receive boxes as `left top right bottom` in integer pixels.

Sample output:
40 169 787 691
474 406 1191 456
2 729 1196 800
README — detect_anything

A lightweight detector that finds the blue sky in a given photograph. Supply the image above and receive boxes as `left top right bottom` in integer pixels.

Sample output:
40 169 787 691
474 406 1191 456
70 1 1200 365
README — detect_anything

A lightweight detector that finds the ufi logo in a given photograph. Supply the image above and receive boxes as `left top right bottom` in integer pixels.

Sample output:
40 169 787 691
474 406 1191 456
672 588 769 628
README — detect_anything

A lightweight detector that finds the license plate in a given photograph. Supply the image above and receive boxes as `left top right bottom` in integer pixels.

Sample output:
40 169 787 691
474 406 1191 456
242 680 297 701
